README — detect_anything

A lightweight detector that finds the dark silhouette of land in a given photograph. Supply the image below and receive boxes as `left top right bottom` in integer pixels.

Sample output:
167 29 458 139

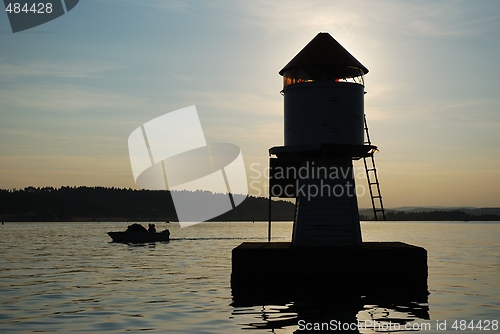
0 186 294 222
359 207 500 221
0 186 499 222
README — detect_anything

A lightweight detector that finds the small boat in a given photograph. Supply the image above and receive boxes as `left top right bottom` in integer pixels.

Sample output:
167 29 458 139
107 231 170 243
108 223 170 243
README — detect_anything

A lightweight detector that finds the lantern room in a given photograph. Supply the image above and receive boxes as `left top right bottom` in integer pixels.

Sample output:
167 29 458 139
280 33 369 147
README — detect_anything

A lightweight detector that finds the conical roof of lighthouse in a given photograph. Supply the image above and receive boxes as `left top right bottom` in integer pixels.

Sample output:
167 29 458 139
279 32 368 76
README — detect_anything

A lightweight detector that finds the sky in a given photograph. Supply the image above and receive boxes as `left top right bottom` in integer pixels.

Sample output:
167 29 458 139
1 0 499 208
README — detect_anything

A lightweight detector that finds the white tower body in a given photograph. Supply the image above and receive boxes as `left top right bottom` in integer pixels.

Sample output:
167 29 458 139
284 82 364 147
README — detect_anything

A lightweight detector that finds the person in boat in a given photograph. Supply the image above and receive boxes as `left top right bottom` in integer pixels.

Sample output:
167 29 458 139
161 228 170 237
148 223 156 233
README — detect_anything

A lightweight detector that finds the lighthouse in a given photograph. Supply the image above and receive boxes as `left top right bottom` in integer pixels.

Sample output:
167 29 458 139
231 32 428 303
269 32 376 246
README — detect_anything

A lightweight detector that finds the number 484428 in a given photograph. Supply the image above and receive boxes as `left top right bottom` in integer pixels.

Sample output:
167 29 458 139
5 2 53 14
452 320 498 331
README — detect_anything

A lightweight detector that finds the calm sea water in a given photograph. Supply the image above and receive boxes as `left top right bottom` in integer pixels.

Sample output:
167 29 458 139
0 221 499 333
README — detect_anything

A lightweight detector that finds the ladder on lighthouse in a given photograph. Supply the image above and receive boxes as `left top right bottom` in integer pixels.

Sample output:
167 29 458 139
363 115 386 221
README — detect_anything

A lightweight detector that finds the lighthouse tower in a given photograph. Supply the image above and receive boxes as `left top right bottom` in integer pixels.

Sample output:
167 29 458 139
231 33 428 303
270 32 376 246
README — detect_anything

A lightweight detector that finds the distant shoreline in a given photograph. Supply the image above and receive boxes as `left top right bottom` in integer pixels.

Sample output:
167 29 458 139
1 186 499 222
1 218 499 224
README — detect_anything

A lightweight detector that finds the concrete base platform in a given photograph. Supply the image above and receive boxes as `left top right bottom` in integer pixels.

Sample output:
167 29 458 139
231 242 428 304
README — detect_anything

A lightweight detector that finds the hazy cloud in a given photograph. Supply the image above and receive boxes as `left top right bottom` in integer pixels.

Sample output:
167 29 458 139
238 0 499 38
0 85 144 112
0 60 125 79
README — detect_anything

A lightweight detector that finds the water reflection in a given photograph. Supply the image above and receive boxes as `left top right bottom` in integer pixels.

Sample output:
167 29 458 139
232 287 429 333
